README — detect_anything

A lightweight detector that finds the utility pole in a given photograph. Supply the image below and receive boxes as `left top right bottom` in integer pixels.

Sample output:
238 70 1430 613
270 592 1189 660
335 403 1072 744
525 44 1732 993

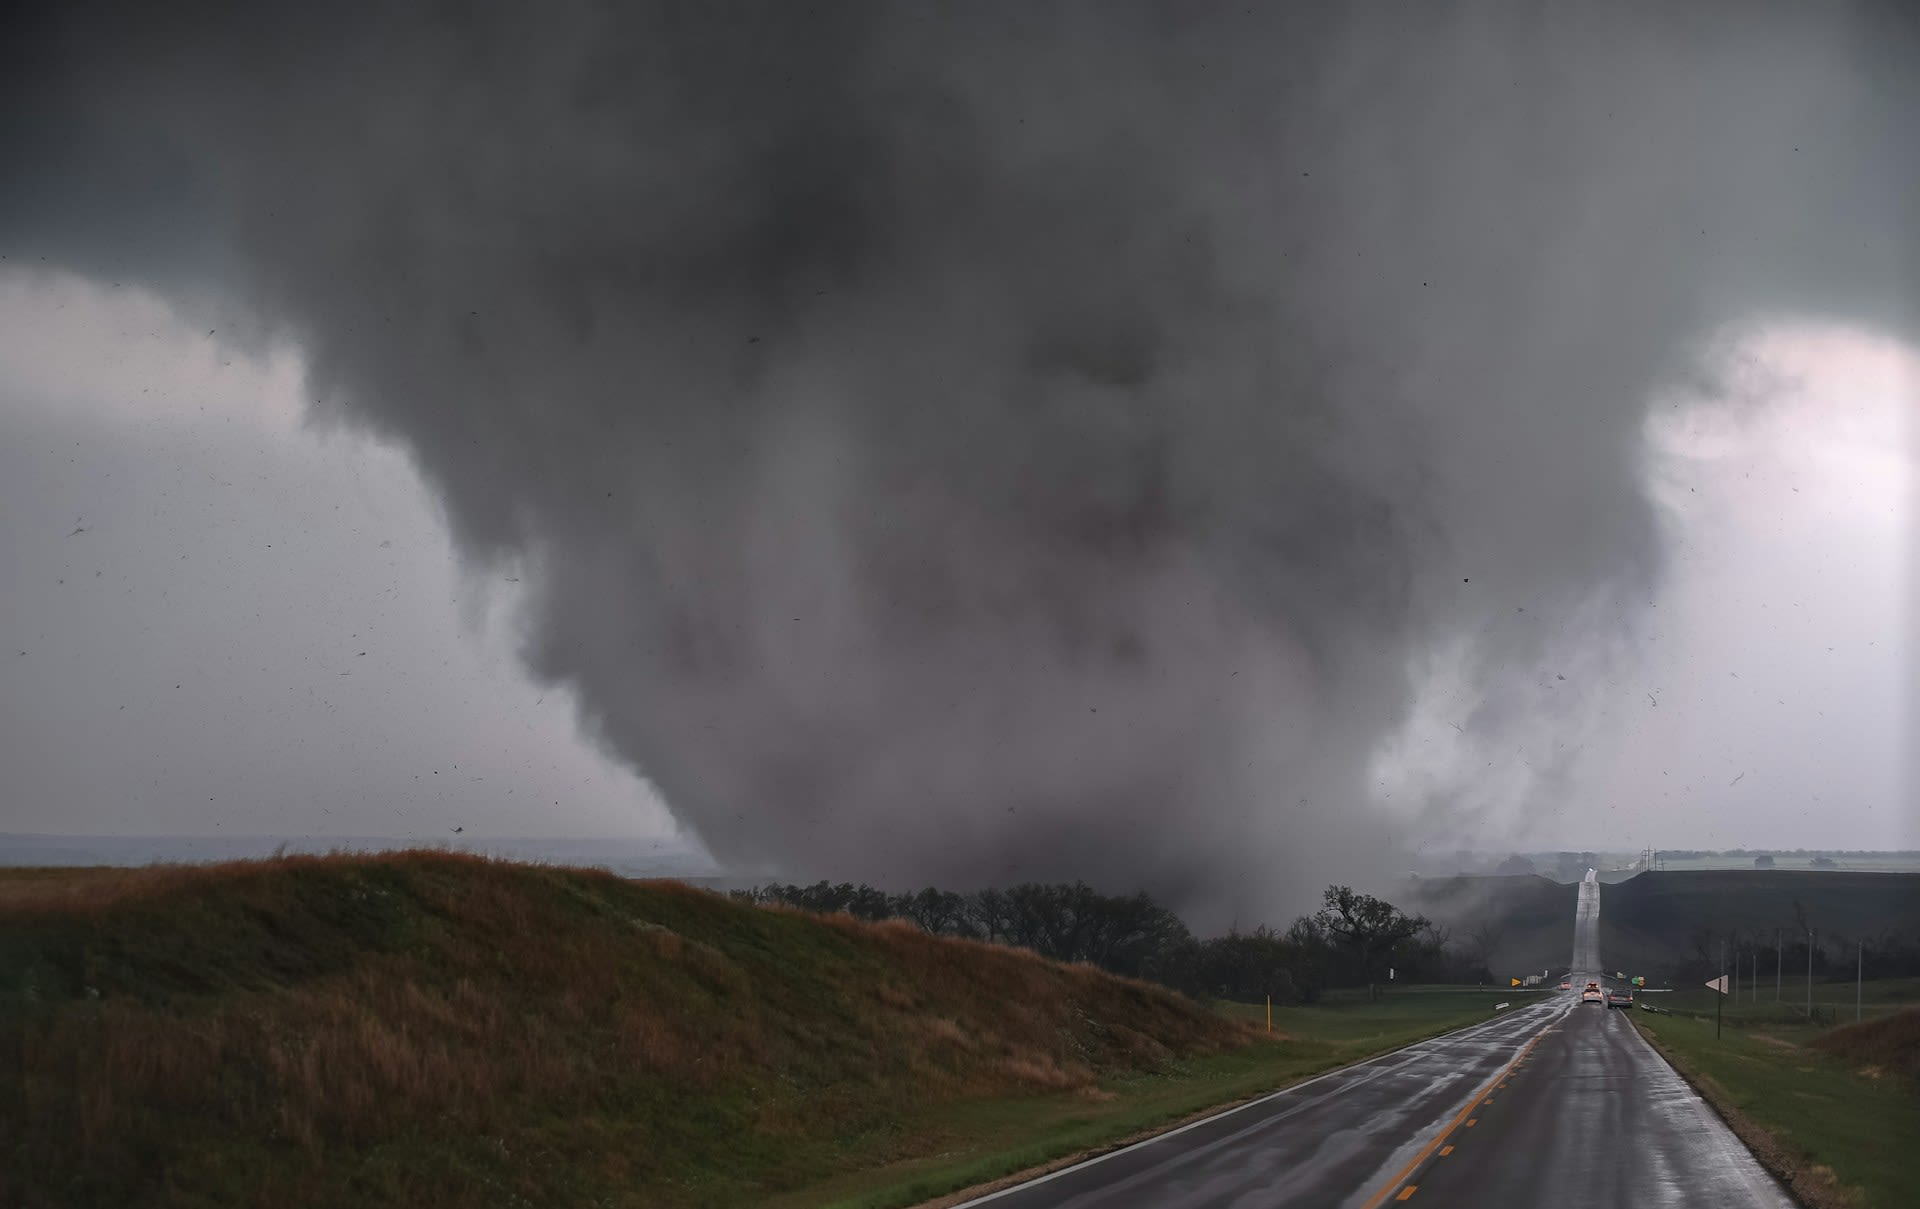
1857 939 1863 1023
1775 928 1781 1002
1718 938 1725 1039
1806 929 1815 1019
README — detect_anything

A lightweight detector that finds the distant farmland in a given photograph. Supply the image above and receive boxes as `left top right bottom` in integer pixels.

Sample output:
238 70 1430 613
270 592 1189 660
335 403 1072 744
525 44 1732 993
1645 853 1920 874
1405 869 1920 987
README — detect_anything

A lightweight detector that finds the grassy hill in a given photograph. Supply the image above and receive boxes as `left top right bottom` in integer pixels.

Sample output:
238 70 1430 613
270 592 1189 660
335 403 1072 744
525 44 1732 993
1812 1006 1920 1083
0 852 1261 1208
1599 870 1920 979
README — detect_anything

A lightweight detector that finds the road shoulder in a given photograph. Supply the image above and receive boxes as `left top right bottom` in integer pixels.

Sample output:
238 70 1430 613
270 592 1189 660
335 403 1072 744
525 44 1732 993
864 1002 1536 1209
1628 1012 1842 1209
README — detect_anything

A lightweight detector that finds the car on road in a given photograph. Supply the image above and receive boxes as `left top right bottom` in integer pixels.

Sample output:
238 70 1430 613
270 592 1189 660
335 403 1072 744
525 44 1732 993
1606 987 1634 1009
1558 980 1572 990
1581 981 1604 1004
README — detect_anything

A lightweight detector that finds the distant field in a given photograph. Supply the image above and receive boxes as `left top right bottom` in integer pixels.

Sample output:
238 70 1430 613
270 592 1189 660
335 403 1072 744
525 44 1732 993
1650 855 1920 873
1641 976 1920 1032
1643 982 1912 1028
1633 1007 1920 1209
1227 984 1538 1043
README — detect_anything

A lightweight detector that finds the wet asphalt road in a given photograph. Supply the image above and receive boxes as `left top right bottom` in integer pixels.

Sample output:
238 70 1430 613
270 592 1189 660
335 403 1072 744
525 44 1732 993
957 874 1791 1209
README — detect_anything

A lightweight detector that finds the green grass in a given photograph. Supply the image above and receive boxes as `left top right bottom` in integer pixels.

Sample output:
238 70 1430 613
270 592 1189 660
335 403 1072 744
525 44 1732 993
1640 976 1920 1036
0 855 1508 1209
2 854 1252 1208
802 985 1520 1208
1633 1003 1920 1209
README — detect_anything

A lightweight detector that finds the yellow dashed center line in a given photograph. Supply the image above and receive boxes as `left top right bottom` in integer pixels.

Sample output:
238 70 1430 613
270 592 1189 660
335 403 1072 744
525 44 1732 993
1439 1145 1454 1157
1356 1029 1544 1209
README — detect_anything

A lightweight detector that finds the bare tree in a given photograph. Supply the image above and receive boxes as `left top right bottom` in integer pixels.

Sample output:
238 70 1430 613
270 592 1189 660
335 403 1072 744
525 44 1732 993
1465 917 1507 970
1314 885 1429 1000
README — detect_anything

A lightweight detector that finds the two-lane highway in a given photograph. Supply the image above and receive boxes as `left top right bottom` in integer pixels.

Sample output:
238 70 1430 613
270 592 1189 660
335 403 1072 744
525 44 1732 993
959 872 1791 1208
955 997 1569 1207
1404 993 1785 1207
1573 868 1602 977
1402 871 1787 1207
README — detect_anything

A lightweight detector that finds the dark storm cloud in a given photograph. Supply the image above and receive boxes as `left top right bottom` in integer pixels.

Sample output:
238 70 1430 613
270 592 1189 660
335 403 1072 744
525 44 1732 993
4 1 1915 919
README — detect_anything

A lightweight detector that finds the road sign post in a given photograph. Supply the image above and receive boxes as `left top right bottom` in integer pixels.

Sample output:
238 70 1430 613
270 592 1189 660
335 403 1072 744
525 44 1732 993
1706 974 1729 1036
1716 939 1726 1039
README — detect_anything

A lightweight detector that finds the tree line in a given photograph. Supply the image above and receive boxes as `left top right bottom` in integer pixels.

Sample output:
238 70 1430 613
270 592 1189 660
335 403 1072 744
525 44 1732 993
731 880 1487 1003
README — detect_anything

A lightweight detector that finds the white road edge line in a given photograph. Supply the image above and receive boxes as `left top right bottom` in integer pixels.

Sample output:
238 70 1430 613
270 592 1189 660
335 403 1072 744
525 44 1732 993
947 998 1561 1208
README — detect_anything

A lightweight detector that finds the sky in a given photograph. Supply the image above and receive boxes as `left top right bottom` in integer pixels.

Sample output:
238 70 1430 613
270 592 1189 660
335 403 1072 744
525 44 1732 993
1 1 1915 920
1378 320 1917 856
0 267 693 850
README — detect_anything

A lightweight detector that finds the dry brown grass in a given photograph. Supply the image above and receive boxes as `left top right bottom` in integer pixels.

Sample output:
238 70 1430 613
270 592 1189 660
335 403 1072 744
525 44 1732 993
0 851 1250 1209
0 861 235 913
1810 1006 1920 1084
